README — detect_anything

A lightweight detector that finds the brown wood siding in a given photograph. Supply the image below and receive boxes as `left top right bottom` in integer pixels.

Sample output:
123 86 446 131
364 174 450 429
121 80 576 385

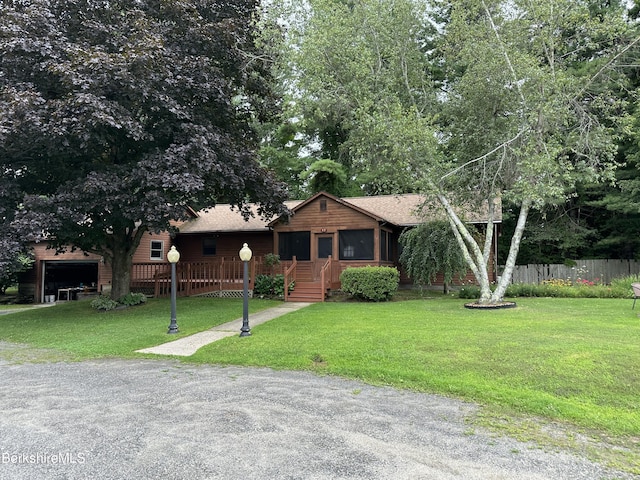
176 232 273 262
274 196 383 263
132 232 174 263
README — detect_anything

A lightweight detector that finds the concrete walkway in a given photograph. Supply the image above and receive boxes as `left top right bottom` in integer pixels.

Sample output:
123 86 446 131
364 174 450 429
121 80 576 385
136 302 311 357
0 303 56 315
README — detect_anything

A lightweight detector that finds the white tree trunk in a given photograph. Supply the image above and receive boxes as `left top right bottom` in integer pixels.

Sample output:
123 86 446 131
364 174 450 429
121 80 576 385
436 194 529 305
436 194 493 303
491 198 531 302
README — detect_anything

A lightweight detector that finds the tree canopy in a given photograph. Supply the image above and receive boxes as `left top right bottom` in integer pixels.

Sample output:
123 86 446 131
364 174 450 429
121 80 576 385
0 0 288 298
263 0 638 303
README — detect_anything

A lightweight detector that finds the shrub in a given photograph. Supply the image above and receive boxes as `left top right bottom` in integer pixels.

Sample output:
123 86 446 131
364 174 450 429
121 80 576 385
118 292 147 306
458 286 481 299
468 277 638 300
254 274 275 296
90 295 119 311
254 274 288 297
339 266 399 302
610 274 640 298
91 292 146 311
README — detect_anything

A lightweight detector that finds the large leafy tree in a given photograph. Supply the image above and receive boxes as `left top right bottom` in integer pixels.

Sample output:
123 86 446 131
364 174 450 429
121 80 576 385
399 221 470 293
264 0 440 195
495 1 640 264
0 174 33 294
437 0 634 303
268 0 635 304
0 0 288 299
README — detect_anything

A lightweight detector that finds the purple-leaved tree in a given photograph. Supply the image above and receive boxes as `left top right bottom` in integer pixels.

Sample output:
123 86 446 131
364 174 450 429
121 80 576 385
0 0 288 299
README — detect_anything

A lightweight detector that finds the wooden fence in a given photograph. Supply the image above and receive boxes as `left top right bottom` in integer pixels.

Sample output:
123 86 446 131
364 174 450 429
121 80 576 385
503 259 640 285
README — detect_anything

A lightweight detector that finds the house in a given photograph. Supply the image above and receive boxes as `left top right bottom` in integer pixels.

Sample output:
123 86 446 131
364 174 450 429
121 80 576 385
20 192 501 303
19 230 178 303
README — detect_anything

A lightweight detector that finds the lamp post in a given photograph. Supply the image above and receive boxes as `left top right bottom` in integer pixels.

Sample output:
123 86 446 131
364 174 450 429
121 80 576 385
239 243 252 337
167 245 180 334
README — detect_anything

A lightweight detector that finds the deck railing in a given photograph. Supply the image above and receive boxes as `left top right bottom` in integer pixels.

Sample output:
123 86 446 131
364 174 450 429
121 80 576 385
283 257 298 302
132 256 344 299
131 258 257 298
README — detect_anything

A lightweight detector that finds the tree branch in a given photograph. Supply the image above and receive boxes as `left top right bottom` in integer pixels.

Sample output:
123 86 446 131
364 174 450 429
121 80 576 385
440 128 527 181
481 0 527 109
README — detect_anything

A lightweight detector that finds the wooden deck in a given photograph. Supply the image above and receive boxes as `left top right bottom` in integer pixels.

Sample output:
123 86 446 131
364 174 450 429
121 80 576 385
132 256 393 302
131 257 345 302
131 258 257 298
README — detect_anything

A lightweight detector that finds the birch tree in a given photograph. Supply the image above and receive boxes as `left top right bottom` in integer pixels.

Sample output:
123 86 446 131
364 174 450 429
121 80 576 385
267 0 635 304
437 0 634 303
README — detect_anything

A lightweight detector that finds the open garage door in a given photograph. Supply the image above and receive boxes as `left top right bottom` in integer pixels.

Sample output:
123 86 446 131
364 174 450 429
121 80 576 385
42 261 99 302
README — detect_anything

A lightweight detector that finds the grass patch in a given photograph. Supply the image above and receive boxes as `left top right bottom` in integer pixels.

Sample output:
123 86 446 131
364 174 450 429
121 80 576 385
187 297 640 473
0 297 281 360
0 295 638 472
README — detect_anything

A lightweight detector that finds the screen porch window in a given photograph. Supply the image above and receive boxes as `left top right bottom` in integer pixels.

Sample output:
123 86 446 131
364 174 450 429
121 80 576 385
339 229 374 260
278 231 311 261
150 240 164 260
380 230 388 261
380 230 393 261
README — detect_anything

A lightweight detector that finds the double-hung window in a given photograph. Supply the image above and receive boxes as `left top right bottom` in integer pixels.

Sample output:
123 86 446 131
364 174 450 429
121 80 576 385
150 240 164 260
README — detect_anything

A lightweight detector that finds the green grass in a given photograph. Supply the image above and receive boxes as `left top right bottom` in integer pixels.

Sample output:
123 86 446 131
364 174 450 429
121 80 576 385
1 295 639 472
191 298 640 432
0 297 281 359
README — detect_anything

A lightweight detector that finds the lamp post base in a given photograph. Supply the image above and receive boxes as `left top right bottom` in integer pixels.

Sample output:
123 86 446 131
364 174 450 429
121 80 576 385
168 319 179 334
240 324 251 337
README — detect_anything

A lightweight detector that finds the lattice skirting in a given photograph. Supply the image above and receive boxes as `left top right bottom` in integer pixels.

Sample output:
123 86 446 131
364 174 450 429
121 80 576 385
195 290 253 299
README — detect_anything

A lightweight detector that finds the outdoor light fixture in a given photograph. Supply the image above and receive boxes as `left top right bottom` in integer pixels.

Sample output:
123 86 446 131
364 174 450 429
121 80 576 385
167 245 180 334
239 243 252 337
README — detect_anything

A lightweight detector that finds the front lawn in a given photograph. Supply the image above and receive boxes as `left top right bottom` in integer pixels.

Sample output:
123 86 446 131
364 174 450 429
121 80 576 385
0 295 638 472
0 297 281 358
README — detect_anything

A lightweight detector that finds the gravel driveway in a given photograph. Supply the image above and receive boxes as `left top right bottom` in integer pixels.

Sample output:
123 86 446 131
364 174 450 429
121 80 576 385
1 349 636 480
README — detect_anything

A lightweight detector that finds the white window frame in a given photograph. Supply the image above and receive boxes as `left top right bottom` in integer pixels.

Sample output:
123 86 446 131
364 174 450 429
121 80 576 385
150 240 164 260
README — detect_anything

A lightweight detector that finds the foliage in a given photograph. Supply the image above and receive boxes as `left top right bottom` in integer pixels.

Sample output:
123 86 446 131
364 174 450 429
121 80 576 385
254 274 292 298
263 253 281 269
91 292 146 310
265 0 637 305
339 266 399 302
90 295 120 311
300 159 348 196
434 0 634 304
0 252 33 294
117 293 147 307
458 286 482 299
0 0 288 300
399 221 470 292
459 274 638 299
254 275 273 296
263 0 439 195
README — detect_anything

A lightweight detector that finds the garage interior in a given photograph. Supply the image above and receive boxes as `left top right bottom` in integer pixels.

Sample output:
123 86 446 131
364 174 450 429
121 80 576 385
43 261 99 301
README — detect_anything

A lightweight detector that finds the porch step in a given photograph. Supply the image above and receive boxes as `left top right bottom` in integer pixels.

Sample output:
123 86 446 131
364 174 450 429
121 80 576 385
287 281 327 302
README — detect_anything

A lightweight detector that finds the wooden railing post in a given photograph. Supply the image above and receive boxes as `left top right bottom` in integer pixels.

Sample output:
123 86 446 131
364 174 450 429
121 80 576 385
250 257 256 290
283 256 297 302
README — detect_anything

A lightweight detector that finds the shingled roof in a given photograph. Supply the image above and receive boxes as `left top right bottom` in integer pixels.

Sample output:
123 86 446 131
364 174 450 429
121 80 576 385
177 193 501 234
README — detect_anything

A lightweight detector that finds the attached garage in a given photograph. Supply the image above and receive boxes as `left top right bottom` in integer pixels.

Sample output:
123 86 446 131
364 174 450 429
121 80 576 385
42 261 99 302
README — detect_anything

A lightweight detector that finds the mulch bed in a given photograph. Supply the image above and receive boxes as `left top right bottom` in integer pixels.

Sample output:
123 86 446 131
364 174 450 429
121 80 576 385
464 301 517 309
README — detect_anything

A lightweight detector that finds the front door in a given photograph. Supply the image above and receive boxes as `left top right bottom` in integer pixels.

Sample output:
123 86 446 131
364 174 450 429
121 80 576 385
317 235 333 259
